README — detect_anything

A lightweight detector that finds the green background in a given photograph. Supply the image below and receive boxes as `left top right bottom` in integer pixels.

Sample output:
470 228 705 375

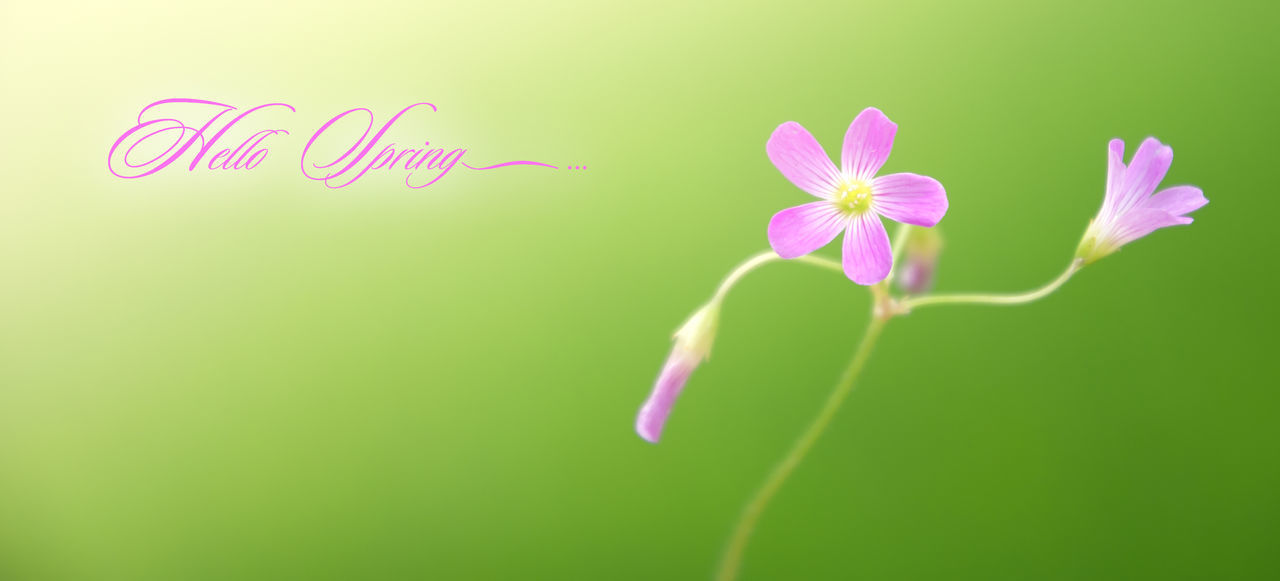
2 1 1277 579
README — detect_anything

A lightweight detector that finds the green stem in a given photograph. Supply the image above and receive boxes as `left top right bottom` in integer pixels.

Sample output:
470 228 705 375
898 259 1082 312
710 251 843 305
884 223 913 285
714 315 889 581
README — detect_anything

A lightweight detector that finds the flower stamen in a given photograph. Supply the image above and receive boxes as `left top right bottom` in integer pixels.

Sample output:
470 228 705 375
833 181 874 215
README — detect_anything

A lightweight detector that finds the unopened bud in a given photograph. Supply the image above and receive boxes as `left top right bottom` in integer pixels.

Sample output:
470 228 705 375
635 303 721 443
895 227 943 295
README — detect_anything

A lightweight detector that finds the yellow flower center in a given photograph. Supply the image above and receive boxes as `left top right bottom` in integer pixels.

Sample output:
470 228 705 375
833 181 874 215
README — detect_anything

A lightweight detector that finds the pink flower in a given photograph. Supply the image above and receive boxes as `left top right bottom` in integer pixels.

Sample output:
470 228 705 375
767 108 948 285
1076 137 1208 264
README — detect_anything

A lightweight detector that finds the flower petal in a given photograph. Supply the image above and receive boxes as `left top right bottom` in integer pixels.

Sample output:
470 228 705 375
635 351 699 443
767 121 842 199
768 201 847 259
842 213 892 285
871 172 948 227
1108 207 1193 249
1145 185 1208 217
1098 138 1127 224
841 107 897 182
1115 137 1173 216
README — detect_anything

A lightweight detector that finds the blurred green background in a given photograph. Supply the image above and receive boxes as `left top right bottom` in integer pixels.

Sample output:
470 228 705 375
2 1 1278 579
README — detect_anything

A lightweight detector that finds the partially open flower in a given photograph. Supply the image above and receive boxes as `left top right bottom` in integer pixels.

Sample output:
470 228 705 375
635 303 720 443
1076 137 1207 265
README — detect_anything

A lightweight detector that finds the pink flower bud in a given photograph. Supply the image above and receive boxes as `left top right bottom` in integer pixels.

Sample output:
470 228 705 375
635 304 720 443
895 227 943 295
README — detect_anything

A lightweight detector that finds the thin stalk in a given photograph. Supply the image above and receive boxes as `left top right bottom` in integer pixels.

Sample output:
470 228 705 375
884 223 913 285
710 251 843 305
714 315 889 581
899 259 1082 312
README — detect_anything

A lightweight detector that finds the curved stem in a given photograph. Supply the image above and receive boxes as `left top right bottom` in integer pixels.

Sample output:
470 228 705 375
899 259 1082 312
884 223 913 285
710 251 843 305
715 315 889 581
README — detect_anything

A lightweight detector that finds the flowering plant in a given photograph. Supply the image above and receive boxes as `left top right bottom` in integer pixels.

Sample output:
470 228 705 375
635 108 1207 580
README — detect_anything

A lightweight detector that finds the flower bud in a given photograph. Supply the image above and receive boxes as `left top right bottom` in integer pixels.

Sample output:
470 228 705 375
635 303 721 443
895 227 943 295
